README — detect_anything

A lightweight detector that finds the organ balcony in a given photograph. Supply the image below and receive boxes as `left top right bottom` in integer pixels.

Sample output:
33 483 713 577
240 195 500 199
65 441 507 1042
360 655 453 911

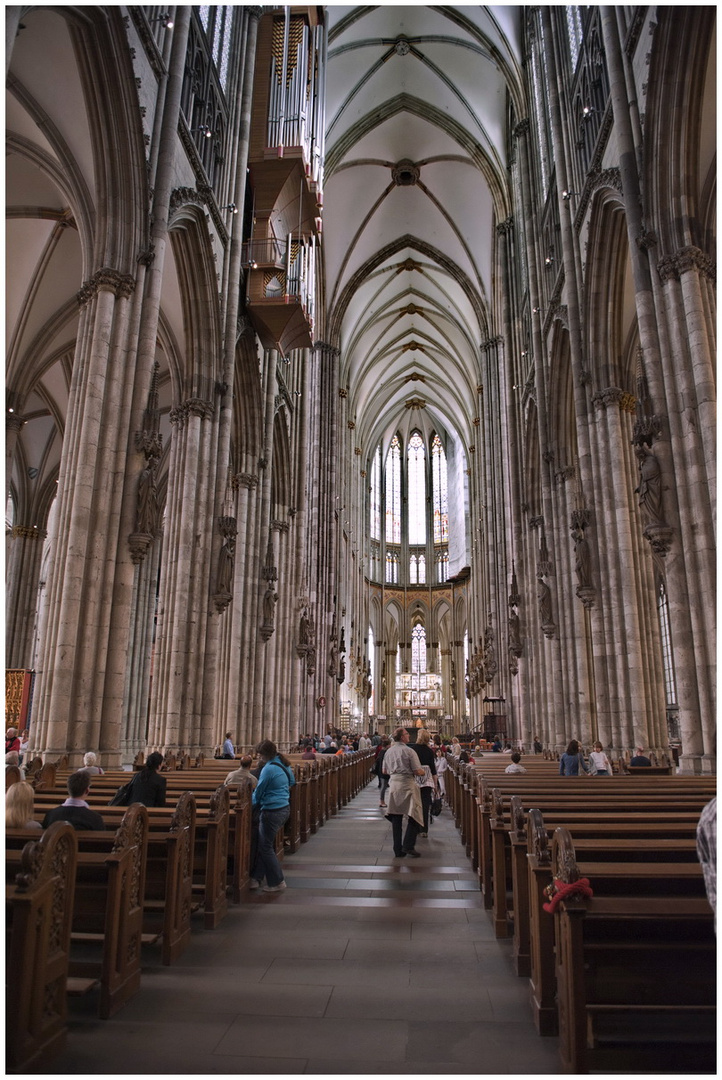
243 7 325 355
243 233 316 356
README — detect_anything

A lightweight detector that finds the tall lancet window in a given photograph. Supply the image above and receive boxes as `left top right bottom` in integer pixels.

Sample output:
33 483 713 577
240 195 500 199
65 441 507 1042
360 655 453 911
370 444 381 541
566 7 585 72
431 434 448 543
407 432 426 545
385 435 401 544
411 623 427 674
368 624 375 715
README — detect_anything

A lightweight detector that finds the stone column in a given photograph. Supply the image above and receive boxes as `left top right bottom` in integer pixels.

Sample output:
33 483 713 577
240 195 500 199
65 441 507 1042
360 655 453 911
147 396 216 752
6 525 47 669
35 269 139 764
121 528 163 763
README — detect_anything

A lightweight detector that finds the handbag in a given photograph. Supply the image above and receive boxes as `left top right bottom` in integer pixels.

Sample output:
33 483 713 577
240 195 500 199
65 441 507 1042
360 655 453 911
430 794 443 817
109 779 134 806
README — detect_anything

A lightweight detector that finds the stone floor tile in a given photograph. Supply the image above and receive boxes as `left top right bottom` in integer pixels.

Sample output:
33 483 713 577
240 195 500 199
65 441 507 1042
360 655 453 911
215 1015 408 1062
262 955 411 988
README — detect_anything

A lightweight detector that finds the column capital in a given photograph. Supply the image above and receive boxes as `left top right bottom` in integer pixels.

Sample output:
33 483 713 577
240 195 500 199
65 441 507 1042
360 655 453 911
657 245 716 284
234 472 259 490
77 267 136 305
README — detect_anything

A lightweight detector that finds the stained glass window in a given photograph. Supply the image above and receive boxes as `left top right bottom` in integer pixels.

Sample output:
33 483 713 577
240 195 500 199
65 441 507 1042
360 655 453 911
370 444 381 540
566 6 585 72
385 436 401 544
368 625 375 714
431 434 448 543
407 432 426 545
658 580 677 708
385 549 399 584
411 623 427 674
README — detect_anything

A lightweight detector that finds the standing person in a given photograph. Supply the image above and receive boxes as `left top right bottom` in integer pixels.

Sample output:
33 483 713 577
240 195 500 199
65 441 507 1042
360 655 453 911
589 742 613 776
383 727 425 858
696 797 716 924
126 752 167 806
533 735 543 754
375 737 391 807
450 737 462 758
434 747 448 802
42 770 106 830
559 739 589 776
221 732 235 759
414 729 438 837
250 739 296 893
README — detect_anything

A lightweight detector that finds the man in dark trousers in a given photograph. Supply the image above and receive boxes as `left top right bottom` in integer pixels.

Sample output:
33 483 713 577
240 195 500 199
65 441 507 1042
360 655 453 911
42 769 105 830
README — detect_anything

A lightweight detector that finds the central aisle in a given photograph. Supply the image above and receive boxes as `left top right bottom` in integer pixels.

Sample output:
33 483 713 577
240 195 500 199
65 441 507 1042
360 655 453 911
42 778 561 1075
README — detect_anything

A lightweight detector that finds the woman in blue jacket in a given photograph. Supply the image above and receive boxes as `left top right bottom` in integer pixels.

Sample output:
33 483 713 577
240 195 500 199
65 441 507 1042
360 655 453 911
250 739 296 892
559 739 589 776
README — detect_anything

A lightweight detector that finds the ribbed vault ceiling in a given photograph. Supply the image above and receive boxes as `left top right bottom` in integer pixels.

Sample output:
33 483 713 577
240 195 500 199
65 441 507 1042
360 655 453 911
323 5 524 459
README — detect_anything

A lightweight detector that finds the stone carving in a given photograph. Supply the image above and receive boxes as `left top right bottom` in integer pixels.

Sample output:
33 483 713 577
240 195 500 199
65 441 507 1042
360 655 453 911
483 623 497 684
213 516 237 613
129 363 163 563
508 607 523 676
327 639 338 678
572 527 591 589
634 444 664 527
537 575 555 638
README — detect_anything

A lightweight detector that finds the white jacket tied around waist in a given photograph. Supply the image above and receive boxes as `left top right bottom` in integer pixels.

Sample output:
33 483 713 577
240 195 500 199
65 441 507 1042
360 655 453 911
383 742 424 827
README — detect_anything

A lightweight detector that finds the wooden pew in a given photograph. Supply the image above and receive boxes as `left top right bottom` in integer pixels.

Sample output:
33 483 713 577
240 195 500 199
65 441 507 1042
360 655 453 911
7 804 149 1020
191 785 230 930
6 763 22 790
550 827 715 1073
489 785 708 937
524 808 706 1037
6 822 77 1072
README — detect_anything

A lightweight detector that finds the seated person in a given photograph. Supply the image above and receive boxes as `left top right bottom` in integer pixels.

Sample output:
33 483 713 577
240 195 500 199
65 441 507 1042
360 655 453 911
505 751 526 774
630 746 652 767
224 754 258 790
82 751 104 775
301 745 316 760
125 751 167 806
5 750 25 778
6 780 42 829
42 770 105 830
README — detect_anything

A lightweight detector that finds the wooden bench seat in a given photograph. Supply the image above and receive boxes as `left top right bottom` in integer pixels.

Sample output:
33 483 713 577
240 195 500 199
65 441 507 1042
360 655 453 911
7 804 148 1020
551 829 715 1073
523 814 713 1040
6 822 78 1072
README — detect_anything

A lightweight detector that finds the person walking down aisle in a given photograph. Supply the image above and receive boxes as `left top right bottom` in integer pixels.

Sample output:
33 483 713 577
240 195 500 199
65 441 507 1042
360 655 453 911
384 727 425 858
375 736 391 807
414 728 438 836
250 739 296 893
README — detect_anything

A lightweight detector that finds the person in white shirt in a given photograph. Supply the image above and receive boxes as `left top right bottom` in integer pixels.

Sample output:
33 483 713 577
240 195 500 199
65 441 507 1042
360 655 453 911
504 752 526 774
589 741 613 776
383 728 425 858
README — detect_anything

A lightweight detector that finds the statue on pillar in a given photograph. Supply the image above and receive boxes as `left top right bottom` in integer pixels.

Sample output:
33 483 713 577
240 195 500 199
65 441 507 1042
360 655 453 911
537 574 555 638
634 443 664 527
572 526 591 589
260 584 278 640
